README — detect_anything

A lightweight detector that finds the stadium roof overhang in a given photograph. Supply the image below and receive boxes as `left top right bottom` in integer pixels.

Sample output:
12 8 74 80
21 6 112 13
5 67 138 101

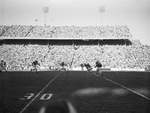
0 37 132 40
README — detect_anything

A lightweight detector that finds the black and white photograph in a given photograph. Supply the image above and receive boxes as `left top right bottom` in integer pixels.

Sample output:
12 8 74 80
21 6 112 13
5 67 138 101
0 0 150 113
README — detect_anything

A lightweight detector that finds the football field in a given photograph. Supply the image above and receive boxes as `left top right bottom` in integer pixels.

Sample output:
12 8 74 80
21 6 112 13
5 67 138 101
0 71 150 113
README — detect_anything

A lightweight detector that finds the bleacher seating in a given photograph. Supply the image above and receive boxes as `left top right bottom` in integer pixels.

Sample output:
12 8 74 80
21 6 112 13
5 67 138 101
0 25 132 39
0 44 150 70
0 25 149 71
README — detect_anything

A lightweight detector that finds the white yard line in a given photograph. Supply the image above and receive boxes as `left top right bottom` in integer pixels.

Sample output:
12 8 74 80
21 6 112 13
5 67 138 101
19 72 62 113
99 75 150 101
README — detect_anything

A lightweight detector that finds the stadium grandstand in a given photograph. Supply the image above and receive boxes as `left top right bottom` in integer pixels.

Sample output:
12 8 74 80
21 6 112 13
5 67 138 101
0 25 150 71
1 0 150 113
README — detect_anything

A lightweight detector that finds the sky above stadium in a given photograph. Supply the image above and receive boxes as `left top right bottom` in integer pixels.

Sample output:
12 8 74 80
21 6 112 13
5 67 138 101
0 0 150 45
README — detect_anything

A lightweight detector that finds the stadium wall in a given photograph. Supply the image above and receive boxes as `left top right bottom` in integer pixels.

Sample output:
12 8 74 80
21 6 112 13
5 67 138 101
0 38 132 45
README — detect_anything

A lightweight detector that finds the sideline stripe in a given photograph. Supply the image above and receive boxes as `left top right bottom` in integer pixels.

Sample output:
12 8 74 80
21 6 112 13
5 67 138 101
19 72 62 113
98 74 150 101
104 77 150 100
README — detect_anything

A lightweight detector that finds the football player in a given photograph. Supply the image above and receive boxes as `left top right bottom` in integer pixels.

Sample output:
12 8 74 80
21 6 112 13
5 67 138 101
95 60 103 77
59 62 67 71
80 63 84 71
84 63 93 73
31 60 40 73
0 60 7 72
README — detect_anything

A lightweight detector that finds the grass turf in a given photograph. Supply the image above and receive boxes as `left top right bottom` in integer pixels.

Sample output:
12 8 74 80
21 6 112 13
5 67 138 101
0 71 150 113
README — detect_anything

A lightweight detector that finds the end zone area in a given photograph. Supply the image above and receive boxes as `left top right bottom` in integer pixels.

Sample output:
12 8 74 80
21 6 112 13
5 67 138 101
0 71 150 113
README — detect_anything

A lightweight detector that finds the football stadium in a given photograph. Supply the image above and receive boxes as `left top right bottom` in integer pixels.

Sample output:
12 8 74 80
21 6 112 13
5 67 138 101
0 0 150 113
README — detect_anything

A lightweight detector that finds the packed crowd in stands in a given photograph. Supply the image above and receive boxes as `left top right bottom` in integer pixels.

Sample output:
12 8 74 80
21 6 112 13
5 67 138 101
0 25 149 70
0 44 150 70
0 44 75 70
0 25 33 37
0 26 9 36
73 44 150 69
0 25 132 38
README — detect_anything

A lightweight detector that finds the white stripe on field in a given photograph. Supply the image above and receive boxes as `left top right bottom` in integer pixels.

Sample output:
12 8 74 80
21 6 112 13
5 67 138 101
93 72 150 101
100 75 150 101
19 72 62 113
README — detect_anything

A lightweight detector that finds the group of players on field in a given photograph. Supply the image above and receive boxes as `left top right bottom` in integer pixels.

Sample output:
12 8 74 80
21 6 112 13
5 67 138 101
0 60 103 77
83 60 103 77
30 60 103 77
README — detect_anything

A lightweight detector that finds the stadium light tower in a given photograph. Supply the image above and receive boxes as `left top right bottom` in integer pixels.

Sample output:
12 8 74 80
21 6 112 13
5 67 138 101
98 0 105 25
99 5 105 25
43 6 49 26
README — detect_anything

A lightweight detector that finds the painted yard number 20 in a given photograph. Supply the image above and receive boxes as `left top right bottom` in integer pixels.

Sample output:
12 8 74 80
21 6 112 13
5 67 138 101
20 93 53 100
